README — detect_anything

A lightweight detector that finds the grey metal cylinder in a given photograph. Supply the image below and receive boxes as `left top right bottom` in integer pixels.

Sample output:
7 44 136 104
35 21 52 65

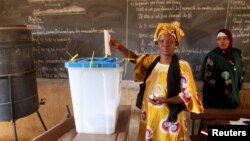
0 25 39 121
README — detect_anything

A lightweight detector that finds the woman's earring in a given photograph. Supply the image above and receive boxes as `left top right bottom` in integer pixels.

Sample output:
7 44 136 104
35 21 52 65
154 41 158 45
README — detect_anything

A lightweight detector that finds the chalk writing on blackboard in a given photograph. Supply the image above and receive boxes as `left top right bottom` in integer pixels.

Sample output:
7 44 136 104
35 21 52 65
126 0 250 81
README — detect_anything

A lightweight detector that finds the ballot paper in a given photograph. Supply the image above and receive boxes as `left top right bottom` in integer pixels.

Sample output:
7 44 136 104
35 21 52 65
229 118 250 125
104 30 111 56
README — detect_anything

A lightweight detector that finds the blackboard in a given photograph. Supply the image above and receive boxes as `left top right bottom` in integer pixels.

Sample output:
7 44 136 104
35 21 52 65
0 0 250 82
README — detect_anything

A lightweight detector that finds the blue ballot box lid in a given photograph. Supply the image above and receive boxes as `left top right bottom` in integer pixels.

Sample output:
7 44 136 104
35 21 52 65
64 57 124 68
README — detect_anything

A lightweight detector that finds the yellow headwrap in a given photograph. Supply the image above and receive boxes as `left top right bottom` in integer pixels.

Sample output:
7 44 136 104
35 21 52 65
154 21 185 45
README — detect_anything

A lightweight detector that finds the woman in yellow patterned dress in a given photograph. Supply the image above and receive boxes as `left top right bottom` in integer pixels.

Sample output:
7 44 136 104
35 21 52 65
110 21 204 141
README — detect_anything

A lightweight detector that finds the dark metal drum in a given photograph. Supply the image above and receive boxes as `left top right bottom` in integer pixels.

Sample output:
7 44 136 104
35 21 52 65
0 25 39 121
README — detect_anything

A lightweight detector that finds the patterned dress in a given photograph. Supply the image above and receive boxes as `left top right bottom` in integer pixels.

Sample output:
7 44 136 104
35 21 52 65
134 54 204 141
201 48 244 108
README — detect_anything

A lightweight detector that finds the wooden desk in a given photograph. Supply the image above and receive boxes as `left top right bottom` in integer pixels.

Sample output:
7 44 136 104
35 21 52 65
32 105 131 141
190 135 207 141
190 108 250 120
190 108 250 135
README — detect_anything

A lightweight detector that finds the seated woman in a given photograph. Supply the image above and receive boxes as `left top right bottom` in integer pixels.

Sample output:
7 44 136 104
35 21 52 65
201 28 244 109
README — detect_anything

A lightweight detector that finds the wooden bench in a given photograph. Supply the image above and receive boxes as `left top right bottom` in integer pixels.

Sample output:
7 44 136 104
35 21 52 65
32 105 131 141
32 115 76 141
190 108 250 139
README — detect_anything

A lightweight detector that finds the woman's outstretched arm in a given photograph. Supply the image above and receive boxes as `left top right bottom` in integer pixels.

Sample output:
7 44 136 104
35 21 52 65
109 39 138 63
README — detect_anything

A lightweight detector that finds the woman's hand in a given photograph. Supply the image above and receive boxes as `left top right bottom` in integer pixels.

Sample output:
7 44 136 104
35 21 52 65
109 39 138 63
109 39 124 49
149 95 166 105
